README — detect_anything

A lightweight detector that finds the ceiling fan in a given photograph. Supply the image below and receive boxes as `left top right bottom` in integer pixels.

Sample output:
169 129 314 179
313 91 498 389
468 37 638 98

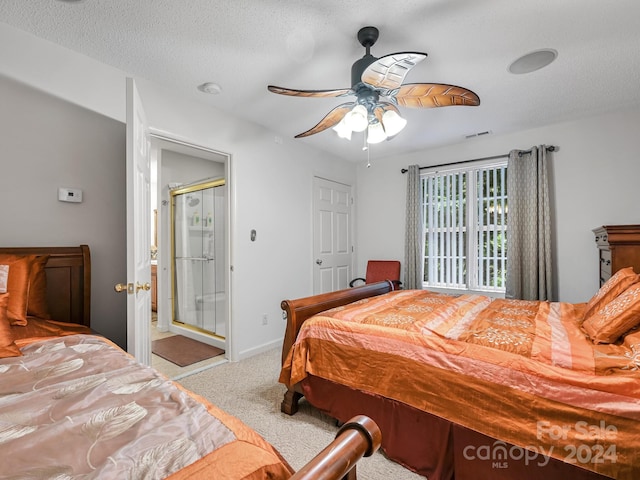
268 26 480 145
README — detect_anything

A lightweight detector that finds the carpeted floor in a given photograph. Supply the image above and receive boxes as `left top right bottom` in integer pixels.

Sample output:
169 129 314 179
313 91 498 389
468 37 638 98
178 347 425 479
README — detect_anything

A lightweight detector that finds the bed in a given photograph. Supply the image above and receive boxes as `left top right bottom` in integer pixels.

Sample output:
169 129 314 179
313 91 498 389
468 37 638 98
279 274 640 480
0 245 381 480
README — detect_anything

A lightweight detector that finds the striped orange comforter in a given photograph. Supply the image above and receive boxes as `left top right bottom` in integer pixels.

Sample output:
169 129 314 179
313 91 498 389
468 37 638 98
280 290 640 479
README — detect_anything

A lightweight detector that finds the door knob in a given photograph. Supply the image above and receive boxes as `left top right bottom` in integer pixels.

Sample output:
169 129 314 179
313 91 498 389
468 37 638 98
136 282 151 293
114 283 134 294
316 259 323 265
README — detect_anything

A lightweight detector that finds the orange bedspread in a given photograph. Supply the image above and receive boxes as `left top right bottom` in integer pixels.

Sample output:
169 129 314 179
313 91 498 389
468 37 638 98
280 290 640 479
2 334 293 479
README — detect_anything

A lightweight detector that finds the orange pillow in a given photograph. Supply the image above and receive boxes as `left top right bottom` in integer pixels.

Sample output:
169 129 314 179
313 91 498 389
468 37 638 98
0 254 37 326
582 283 640 344
0 293 22 358
27 255 50 319
583 267 639 320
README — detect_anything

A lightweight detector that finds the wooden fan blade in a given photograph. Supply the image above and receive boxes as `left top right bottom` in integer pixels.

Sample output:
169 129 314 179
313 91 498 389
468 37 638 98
394 83 480 108
294 103 355 138
268 85 353 98
361 52 427 90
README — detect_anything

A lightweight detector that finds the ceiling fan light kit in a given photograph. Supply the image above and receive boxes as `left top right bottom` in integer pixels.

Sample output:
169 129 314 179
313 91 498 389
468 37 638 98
343 105 369 132
268 25 480 147
381 109 407 137
366 121 388 144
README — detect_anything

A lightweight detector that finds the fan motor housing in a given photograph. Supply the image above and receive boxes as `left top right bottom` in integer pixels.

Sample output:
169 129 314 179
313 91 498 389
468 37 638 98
351 54 377 88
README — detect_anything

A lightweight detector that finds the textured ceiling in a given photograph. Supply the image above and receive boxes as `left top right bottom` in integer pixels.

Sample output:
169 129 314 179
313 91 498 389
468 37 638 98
1 0 639 162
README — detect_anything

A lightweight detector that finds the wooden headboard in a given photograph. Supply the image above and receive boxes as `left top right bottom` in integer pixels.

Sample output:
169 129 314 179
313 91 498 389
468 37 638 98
0 245 91 326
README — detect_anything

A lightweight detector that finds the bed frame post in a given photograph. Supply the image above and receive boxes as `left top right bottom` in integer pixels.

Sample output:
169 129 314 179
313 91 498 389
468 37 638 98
80 244 91 326
289 414 382 480
281 388 303 415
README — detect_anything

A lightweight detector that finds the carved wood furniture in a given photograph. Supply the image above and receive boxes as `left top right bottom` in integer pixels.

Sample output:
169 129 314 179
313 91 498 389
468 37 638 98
593 224 640 286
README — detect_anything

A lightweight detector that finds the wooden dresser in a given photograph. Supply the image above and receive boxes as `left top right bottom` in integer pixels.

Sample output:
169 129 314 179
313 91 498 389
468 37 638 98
593 225 640 286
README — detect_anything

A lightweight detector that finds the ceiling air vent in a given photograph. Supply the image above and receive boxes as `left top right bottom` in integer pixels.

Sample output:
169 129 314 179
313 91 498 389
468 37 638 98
465 130 492 139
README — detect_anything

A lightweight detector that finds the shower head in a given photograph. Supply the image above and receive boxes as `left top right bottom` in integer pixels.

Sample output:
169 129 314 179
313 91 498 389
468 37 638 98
187 196 200 207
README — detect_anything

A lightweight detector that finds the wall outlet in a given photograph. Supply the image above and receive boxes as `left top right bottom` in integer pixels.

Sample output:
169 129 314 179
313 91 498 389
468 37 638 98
262 314 268 325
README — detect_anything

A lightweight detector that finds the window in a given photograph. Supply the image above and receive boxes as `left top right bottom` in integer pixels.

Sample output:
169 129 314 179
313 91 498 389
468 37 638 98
421 160 507 293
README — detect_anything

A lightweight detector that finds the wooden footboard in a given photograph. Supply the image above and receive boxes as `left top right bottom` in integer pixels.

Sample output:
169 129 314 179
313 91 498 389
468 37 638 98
291 415 382 480
280 281 393 415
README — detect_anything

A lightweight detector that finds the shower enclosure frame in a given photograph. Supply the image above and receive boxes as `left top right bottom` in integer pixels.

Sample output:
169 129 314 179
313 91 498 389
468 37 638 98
170 178 227 344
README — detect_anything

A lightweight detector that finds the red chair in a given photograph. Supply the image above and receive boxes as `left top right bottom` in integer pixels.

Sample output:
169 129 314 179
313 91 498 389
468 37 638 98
349 260 402 289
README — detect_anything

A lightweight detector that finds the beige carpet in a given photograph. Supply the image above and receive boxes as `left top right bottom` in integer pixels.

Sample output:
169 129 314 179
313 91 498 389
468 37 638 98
178 347 424 479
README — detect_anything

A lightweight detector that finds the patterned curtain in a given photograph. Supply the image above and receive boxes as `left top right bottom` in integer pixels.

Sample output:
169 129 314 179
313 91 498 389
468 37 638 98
505 146 553 300
404 165 423 289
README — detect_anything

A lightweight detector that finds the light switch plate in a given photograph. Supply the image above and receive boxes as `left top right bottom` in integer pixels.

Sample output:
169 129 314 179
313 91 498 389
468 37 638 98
58 187 83 203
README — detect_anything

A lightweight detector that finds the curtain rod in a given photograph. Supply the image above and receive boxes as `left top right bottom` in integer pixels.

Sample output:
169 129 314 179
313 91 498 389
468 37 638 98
400 145 557 174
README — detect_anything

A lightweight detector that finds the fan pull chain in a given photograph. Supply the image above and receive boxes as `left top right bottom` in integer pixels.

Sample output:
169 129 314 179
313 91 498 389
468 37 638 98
361 131 371 167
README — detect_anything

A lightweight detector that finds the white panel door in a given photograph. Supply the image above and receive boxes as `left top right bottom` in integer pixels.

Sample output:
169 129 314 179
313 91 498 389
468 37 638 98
125 78 152 365
313 177 353 294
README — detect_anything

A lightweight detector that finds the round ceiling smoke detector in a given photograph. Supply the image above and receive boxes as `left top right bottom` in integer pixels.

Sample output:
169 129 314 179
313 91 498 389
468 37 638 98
508 49 557 74
197 82 222 95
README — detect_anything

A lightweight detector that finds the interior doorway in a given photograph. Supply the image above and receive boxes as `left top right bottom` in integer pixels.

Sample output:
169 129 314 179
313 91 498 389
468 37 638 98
149 134 231 362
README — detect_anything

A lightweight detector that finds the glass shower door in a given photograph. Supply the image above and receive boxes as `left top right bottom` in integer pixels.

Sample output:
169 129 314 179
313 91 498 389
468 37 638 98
171 179 226 338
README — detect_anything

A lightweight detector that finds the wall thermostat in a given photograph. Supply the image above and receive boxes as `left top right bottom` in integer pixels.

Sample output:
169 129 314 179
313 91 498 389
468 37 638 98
58 187 83 203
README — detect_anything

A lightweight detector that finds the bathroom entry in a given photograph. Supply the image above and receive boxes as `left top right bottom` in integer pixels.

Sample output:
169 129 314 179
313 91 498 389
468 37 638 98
170 179 227 339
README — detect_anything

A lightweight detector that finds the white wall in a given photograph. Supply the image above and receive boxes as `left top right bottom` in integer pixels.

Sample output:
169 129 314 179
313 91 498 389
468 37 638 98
0 74 127 347
0 22 356 360
355 107 640 303
0 23 125 122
